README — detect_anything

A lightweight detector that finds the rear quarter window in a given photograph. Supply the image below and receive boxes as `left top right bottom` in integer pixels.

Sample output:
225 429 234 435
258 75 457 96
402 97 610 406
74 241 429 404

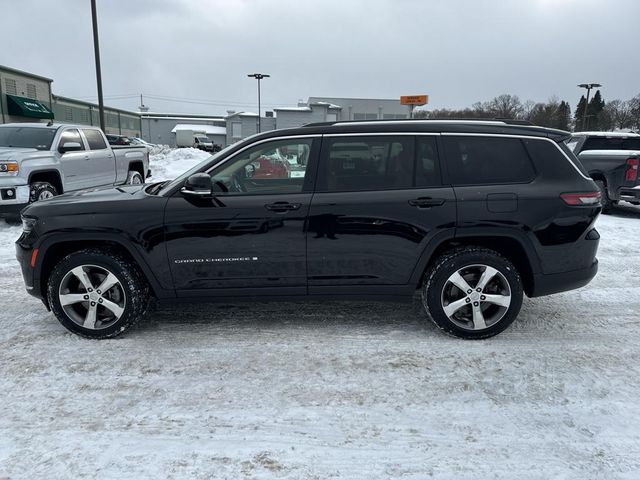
442 136 535 185
524 138 589 179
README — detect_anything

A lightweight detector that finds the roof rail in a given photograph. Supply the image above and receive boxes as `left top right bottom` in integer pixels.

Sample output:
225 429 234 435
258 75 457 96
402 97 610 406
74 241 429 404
302 118 535 128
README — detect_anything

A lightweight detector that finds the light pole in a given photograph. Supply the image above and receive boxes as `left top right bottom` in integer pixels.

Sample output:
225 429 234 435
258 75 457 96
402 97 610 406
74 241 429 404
90 0 105 132
577 83 602 131
247 73 269 133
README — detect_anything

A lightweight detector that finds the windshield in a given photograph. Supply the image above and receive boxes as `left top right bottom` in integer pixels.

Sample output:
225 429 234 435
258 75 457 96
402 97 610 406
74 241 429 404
196 136 209 142
157 142 236 196
0 126 57 150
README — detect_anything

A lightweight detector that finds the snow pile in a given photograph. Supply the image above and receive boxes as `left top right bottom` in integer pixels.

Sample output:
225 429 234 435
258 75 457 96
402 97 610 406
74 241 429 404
149 147 211 182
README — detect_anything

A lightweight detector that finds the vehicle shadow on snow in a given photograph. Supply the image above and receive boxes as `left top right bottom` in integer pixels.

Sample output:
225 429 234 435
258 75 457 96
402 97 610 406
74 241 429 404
140 298 439 336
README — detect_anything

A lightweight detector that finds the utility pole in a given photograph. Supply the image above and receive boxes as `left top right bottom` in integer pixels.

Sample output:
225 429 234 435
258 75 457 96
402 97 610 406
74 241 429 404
91 0 105 132
247 73 270 133
577 83 602 131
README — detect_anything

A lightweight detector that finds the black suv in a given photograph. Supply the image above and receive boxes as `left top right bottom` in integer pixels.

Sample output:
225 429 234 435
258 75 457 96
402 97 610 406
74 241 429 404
16 120 601 339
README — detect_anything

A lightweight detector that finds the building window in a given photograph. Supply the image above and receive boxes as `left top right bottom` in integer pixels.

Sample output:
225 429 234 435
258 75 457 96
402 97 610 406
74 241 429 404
4 78 17 96
326 113 337 122
64 106 73 122
26 83 37 99
79 110 89 124
353 113 378 120
232 122 242 138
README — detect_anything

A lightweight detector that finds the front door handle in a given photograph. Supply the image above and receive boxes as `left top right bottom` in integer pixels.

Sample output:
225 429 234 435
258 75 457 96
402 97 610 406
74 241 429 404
265 202 301 213
84 155 90 160
408 197 446 208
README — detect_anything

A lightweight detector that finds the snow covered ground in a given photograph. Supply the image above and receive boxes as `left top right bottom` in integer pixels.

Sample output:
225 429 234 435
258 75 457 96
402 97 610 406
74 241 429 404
1 150 639 479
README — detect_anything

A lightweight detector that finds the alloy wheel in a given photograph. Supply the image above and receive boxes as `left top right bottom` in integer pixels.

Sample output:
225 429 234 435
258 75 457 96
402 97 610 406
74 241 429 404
440 264 512 330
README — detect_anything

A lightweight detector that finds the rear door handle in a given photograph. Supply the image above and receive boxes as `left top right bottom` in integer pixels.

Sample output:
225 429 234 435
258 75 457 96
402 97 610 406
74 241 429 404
408 197 446 208
265 202 301 213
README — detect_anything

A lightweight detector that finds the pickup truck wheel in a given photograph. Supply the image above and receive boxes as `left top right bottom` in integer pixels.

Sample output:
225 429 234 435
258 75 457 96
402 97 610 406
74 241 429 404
595 180 612 213
421 247 523 339
46 248 150 339
30 182 57 202
126 170 144 185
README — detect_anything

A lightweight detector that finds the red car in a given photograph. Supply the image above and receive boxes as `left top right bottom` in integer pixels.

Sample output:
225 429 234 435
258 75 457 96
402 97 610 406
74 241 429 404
251 155 291 179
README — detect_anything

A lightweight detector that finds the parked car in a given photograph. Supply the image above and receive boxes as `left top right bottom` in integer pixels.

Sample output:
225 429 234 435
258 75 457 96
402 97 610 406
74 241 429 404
16 120 601 340
193 135 216 152
0 123 149 220
567 131 640 212
105 134 131 146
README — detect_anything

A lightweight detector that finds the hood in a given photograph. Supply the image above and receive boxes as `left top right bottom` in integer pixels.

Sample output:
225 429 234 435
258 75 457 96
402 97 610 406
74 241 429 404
22 184 150 217
0 146 41 158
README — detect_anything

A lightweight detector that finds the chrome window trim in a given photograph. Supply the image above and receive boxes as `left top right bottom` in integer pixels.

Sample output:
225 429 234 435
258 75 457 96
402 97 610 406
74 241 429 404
323 132 440 137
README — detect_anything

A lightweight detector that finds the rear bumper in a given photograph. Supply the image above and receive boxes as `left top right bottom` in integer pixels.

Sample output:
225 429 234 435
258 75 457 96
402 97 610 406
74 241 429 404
530 259 598 297
618 185 640 203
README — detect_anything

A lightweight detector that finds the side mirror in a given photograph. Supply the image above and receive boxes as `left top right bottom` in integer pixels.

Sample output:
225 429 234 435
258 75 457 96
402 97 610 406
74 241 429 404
181 173 212 197
59 141 82 154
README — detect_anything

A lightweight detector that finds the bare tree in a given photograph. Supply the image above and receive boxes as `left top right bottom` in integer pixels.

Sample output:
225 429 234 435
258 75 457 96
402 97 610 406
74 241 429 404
486 94 524 119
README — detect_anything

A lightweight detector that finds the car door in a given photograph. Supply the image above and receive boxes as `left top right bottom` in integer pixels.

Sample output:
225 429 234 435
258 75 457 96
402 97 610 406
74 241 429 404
307 133 456 293
80 128 116 186
164 135 320 297
57 128 91 192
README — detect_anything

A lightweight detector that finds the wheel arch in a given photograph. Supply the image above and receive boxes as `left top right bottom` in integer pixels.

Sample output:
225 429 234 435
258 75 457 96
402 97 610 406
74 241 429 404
411 231 541 297
36 234 173 306
127 161 145 178
28 170 64 194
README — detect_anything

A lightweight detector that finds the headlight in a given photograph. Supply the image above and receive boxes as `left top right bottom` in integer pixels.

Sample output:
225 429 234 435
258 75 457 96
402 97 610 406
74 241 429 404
0 161 19 175
21 216 37 233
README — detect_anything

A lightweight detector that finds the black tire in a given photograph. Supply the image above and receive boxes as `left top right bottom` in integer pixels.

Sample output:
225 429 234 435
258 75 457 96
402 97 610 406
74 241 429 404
126 170 144 185
30 182 57 203
46 248 149 339
595 180 612 214
421 247 523 339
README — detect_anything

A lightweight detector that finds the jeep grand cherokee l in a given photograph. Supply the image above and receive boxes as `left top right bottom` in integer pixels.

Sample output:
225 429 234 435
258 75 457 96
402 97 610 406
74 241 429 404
16 120 601 339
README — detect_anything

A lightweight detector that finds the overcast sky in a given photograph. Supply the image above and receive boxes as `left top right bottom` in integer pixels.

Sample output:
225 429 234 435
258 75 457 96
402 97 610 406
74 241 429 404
3 0 639 116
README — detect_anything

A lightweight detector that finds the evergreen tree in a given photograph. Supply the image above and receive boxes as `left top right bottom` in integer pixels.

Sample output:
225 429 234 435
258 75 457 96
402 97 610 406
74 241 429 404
575 95 587 131
556 101 571 130
587 90 605 130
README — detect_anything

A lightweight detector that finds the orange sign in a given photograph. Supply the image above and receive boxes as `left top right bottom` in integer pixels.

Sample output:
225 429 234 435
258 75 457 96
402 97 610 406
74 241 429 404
400 95 428 106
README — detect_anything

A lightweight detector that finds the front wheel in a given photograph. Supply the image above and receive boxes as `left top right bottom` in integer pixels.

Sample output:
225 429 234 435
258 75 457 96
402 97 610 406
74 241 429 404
422 247 523 339
46 248 149 339
30 181 57 202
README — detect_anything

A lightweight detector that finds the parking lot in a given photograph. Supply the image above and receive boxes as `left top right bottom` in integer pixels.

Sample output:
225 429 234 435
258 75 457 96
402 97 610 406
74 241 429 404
1 193 639 479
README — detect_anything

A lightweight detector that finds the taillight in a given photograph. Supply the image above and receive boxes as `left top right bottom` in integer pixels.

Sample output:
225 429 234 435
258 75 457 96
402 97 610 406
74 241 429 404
625 158 639 182
560 192 601 206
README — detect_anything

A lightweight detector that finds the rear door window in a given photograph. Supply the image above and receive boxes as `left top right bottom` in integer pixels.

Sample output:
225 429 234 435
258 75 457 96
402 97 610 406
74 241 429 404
318 136 415 192
442 136 535 185
82 129 108 150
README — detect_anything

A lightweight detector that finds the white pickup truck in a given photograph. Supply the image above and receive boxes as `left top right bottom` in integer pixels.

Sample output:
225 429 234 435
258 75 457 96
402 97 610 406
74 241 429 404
0 123 149 219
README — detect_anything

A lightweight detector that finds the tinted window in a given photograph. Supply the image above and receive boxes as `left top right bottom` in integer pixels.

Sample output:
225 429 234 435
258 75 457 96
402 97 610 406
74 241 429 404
82 129 107 150
443 136 535 185
582 136 640 151
58 129 85 151
320 136 414 192
0 126 56 150
525 138 589 178
415 136 441 187
210 138 313 195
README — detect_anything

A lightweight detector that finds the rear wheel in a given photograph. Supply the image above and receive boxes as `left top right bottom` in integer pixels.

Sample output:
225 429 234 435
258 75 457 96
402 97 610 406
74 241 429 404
126 170 144 185
595 180 612 213
422 247 523 339
30 182 57 202
46 248 149 339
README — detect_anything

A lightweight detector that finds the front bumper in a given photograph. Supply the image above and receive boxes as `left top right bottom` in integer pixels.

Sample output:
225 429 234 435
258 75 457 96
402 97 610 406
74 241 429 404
0 185 29 216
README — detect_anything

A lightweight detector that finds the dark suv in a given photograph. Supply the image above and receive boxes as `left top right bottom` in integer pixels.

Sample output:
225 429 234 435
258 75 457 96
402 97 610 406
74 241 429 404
16 120 601 339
